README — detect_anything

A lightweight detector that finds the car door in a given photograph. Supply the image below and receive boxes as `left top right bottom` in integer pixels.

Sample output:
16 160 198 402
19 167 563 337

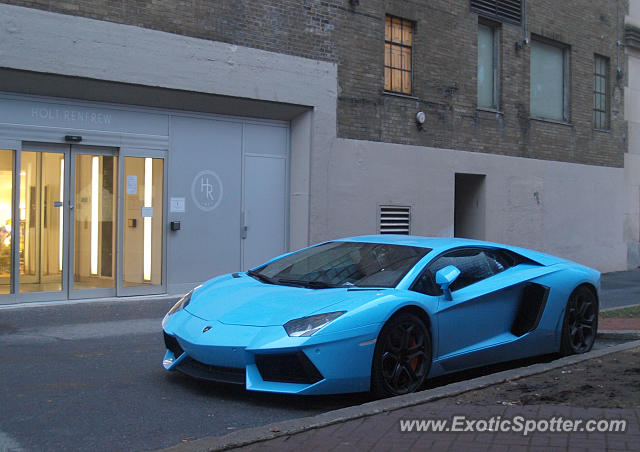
413 247 525 370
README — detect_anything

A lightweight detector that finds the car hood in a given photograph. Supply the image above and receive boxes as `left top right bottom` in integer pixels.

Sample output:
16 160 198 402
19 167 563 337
184 274 381 326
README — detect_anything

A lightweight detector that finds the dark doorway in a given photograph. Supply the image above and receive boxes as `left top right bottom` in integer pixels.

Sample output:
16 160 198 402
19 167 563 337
454 173 486 239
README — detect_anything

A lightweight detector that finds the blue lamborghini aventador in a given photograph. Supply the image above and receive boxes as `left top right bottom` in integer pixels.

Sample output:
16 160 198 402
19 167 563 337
162 235 599 397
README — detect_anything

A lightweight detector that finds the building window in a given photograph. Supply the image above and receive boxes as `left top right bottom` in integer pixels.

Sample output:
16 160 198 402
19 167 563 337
477 22 499 109
530 39 569 121
385 15 413 95
470 0 522 25
594 54 609 129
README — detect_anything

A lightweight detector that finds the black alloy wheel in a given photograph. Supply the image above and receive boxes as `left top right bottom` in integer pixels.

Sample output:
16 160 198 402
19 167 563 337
371 312 431 398
560 285 598 355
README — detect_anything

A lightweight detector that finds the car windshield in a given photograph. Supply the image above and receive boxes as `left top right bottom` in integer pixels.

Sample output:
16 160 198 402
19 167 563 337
250 241 430 288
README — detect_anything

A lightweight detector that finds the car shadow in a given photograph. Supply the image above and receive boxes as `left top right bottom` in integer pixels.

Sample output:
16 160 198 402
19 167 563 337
164 352 563 413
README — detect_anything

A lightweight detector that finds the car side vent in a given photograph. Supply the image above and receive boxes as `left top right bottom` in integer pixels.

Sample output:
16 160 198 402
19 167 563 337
470 0 522 24
379 205 411 235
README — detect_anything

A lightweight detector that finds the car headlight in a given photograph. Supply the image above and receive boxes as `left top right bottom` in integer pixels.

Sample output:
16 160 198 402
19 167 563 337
283 311 346 337
167 289 193 317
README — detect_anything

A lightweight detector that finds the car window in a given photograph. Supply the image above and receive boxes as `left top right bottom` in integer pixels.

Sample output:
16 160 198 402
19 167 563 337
411 247 512 295
253 241 431 288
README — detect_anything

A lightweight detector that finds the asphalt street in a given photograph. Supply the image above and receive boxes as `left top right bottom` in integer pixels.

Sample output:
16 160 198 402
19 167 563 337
0 297 372 452
0 269 637 451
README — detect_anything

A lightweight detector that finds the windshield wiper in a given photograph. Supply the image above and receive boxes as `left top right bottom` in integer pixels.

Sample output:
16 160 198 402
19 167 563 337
276 279 338 289
247 270 276 285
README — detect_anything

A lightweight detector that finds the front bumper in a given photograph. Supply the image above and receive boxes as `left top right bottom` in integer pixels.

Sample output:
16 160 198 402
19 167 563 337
162 309 380 395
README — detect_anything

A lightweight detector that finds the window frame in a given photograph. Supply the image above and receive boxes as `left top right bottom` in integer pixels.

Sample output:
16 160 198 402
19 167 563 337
477 20 501 111
593 54 610 130
529 37 571 123
384 15 414 95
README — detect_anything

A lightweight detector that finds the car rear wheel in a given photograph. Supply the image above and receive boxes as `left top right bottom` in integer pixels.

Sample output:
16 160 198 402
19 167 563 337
560 286 598 355
371 312 431 398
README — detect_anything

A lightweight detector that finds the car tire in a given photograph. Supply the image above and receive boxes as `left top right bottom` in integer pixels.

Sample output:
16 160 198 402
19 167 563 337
559 285 598 356
371 312 432 398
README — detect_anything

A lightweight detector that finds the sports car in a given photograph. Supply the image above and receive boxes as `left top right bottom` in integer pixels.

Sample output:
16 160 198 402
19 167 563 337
162 235 599 397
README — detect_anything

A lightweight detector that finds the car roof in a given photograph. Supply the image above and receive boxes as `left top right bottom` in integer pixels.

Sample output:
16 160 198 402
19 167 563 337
332 234 570 267
334 235 494 253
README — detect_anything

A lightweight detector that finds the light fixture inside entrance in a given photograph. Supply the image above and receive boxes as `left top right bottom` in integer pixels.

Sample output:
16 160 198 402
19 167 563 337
91 156 99 275
143 158 152 282
59 158 64 272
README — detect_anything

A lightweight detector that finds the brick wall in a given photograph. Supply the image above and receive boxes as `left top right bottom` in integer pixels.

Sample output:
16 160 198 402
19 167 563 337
1 0 627 167
1 0 342 61
335 0 627 168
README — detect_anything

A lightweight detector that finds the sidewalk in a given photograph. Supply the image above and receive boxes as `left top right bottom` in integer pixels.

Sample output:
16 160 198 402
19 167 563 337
599 316 640 331
164 341 640 452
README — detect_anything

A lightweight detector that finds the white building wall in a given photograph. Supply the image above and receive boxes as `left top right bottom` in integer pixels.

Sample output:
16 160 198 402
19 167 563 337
323 140 626 272
626 2 640 268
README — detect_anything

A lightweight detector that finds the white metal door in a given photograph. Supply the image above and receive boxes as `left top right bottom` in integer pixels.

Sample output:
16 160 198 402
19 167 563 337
241 123 289 270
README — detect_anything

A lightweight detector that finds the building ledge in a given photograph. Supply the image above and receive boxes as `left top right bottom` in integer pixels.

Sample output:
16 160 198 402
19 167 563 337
625 24 640 51
530 116 573 127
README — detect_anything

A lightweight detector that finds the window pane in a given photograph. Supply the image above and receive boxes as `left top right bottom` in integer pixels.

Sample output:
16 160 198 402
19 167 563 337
477 24 495 109
385 16 412 94
123 157 163 287
73 155 117 290
0 150 13 294
593 55 609 129
392 18 402 43
392 46 403 70
402 47 411 71
392 69 402 91
530 40 565 120
385 16 391 41
402 20 412 45
402 71 411 93
19 151 64 293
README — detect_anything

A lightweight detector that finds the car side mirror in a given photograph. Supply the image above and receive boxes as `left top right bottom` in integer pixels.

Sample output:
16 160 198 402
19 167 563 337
435 265 461 301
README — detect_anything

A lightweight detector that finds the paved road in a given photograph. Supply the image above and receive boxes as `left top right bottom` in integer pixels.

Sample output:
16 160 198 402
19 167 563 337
600 269 640 310
0 298 372 452
0 269 636 451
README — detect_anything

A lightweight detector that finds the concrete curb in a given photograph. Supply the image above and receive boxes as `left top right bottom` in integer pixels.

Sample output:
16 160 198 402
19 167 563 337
159 339 640 452
0 294 180 311
597 329 640 340
600 302 640 312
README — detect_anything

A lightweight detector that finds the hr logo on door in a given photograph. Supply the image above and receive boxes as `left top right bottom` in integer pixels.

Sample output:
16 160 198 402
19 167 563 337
191 170 224 212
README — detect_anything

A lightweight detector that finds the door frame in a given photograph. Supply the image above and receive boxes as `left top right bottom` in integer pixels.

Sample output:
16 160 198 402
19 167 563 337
68 145 119 300
2 143 168 302
12 142 70 303
116 147 167 296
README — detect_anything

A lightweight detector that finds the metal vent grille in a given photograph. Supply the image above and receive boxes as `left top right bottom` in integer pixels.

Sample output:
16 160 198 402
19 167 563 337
379 206 411 235
470 0 522 24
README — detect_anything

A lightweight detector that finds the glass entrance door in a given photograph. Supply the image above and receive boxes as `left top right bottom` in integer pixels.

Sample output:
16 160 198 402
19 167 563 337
0 144 165 302
14 144 118 300
19 148 66 296
118 155 165 295
69 148 117 298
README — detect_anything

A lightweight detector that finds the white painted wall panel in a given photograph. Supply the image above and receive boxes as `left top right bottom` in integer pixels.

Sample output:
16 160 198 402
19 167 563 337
327 140 626 272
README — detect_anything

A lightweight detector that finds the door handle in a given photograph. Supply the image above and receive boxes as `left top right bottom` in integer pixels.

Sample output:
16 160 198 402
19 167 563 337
53 201 63 207
241 210 248 239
